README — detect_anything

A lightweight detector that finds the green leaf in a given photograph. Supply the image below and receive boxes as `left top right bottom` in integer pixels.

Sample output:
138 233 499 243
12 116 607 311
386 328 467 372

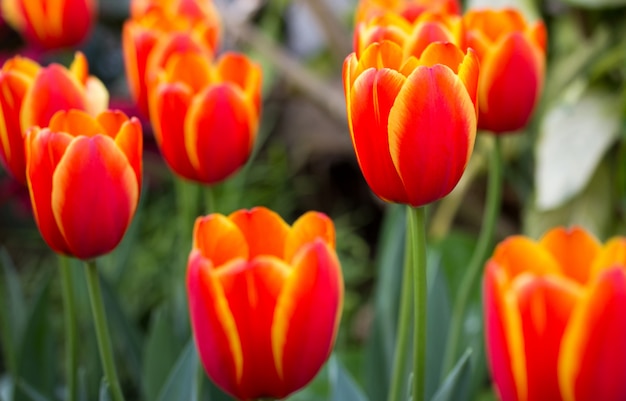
560 0 626 8
155 340 197 401
425 258 450 401
142 306 184 401
98 381 111 401
328 355 370 401
536 86 621 210
363 204 406 401
15 273 55 401
430 349 472 401
0 248 26 377
14 381 52 401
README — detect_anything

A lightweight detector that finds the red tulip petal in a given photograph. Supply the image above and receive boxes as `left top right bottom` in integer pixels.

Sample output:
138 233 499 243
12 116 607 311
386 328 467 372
540 227 601 284
51 135 138 259
0 69 31 183
228 207 289 259
150 82 199 181
163 51 212 94
349 67 409 203
48 109 102 138
404 22 456 59
113 117 143 192
284 212 335 263
187 252 243 398
215 52 262 113
513 273 581 401
490 235 562 279
122 21 159 116
273 240 343 394
185 84 255 184
388 64 476 206
477 32 544 133
26 128 73 254
217 256 290 399
484 261 525 401
193 214 249 267
21 65 86 131
559 268 626 401
354 40 405 80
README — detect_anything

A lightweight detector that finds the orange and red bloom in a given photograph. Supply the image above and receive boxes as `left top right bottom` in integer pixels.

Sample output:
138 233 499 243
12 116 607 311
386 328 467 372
484 227 626 401
0 52 108 184
26 109 142 260
122 0 220 116
463 8 546 133
343 39 478 206
355 0 460 24
187 207 344 400
149 50 261 184
2 0 97 49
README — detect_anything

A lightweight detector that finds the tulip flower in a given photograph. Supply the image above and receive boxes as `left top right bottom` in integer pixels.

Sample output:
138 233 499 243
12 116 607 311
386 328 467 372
130 0 221 21
122 5 220 116
484 226 626 401
355 0 460 24
149 50 261 184
25 109 142 260
0 52 108 183
354 11 463 58
2 0 96 49
343 40 478 206
463 8 546 133
187 207 344 400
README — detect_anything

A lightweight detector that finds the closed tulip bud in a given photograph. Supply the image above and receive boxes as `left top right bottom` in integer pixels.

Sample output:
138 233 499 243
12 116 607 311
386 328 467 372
355 0 460 25
25 109 142 260
484 227 626 401
343 40 478 206
149 50 261 184
122 6 220 117
1 0 96 49
187 207 344 400
463 8 546 134
0 52 108 184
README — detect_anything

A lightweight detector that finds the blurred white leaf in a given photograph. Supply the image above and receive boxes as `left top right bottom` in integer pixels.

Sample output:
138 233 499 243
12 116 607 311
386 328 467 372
535 87 621 210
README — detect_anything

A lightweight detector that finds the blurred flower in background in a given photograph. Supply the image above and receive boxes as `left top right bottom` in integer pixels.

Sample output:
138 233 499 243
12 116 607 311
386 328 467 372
0 52 108 184
26 109 142 260
355 0 460 24
149 50 261 184
463 8 546 134
1 0 97 49
187 207 344 400
343 39 478 206
484 227 626 401
122 0 220 117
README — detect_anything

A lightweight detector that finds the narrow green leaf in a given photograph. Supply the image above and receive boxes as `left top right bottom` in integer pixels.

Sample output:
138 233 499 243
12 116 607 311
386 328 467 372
142 307 184 401
430 349 472 401
98 380 111 401
425 257 450 401
328 355 370 401
15 273 55 401
0 248 26 376
14 381 52 401
155 340 197 401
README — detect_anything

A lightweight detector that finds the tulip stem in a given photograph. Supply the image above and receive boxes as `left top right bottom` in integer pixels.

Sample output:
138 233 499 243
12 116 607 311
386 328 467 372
386 210 413 401
409 206 427 401
442 136 503 376
59 255 78 401
85 260 125 401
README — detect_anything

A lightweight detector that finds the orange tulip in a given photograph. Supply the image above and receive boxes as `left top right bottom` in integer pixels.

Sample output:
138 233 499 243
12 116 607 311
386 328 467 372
122 5 220 116
484 227 626 401
2 0 96 49
25 109 142 260
355 0 460 24
463 8 546 133
130 0 220 21
0 52 108 184
187 207 344 400
149 50 261 184
343 40 478 206
354 11 463 58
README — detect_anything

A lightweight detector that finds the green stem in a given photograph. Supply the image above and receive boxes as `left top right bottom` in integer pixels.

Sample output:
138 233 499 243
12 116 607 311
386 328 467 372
175 177 200 241
408 206 427 401
204 185 215 215
192 357 204 401
386 214 413 401
442 137 503 376
59 255 78 401
84 260 125 401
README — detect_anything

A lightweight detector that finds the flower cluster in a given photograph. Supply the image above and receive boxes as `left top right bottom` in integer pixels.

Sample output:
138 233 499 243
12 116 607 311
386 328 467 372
123 0 262 185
